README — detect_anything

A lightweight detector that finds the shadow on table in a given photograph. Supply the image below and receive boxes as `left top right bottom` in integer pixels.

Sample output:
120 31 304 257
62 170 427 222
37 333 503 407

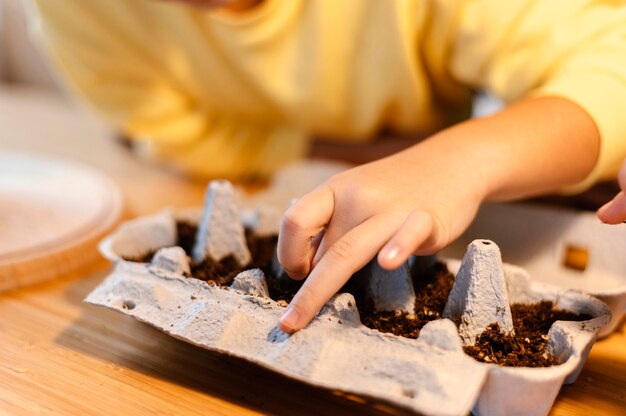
56 273 415 416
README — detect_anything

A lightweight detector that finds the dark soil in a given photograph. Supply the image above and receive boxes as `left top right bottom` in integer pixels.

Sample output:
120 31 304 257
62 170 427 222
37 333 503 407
176 221 197 255
266 271 304 303
122 221 277 287
133 221 302 301
245 232 279 272
189 255 242 286
359 262 454 339
463 301 593 367
356 262 592 368
124 222 593 367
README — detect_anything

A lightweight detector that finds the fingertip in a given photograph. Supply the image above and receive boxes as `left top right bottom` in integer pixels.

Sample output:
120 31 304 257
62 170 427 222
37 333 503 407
377 210 434 269
277 322 294 334
282 215 398 334
278 304 303 333
377 244 408 270
278 298 313 334
380 243 400 262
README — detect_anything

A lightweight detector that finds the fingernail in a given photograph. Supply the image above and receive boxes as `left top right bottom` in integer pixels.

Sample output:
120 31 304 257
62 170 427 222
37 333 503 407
279 306 300 333
381 244 400 261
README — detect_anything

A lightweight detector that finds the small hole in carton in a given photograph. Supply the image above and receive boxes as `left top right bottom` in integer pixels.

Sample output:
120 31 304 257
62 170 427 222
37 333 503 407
562 244 588 272
401 388 415 398
122 300 136 310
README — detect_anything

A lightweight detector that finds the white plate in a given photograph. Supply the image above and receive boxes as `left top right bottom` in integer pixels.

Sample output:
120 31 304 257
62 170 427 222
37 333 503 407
0 150 123 290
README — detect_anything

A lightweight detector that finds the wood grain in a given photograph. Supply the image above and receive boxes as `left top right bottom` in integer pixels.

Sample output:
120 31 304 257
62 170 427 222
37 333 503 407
1 87 624 416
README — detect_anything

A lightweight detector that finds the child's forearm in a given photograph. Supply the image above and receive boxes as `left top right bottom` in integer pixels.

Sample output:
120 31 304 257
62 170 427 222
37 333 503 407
413 96 600 203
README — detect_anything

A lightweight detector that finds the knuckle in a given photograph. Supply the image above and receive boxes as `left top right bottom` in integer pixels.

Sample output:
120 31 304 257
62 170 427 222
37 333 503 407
344 184 380 208
410 212 449 255
425 214 450 252
404 214 428 237
329 173 379 208
281 207 306 234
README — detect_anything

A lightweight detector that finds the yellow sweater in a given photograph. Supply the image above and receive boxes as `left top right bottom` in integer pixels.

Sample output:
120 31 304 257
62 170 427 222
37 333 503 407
29 0 626 187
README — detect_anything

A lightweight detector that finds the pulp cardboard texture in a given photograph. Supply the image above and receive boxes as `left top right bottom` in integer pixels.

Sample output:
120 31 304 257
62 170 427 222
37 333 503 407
149 247 191 277
193 181 251 266
443 202 626 337
445 258 609 416
87 260 486 416
231 268 270 297
355 259 416 314
105 209 176 260
443 241 515 345
91 175 611 416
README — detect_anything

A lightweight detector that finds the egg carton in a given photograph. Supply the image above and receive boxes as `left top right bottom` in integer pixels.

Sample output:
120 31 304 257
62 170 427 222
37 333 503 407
89 180 611 415
443 202 626 337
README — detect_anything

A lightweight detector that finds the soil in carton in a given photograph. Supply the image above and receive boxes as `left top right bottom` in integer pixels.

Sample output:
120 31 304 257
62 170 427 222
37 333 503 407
124 222 592 367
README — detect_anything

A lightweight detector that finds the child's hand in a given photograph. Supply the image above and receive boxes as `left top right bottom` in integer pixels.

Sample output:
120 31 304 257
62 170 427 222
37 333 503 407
275 97 600 334
597 160 626 224
276 137 489 333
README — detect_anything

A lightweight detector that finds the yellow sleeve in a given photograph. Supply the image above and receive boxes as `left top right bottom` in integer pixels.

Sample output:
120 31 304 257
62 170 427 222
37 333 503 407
436 0 626 192
27 0 307 180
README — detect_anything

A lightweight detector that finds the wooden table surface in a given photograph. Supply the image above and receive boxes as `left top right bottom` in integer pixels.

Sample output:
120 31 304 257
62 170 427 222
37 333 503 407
1 86 625 415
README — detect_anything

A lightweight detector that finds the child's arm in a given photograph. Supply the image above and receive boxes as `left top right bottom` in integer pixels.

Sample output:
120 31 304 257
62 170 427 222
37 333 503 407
597 161 626 224
276 96 599 333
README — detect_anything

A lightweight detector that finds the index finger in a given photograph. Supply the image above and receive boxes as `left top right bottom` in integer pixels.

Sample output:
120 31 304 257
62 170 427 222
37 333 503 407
278 214 395 333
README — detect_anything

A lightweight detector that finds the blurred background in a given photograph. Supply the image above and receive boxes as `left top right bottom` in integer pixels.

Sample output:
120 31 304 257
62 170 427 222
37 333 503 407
0 0 211 218
0 0 59 90
0 0 617 210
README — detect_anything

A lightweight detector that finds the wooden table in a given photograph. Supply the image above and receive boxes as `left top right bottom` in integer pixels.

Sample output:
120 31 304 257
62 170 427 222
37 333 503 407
1 86 624 415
